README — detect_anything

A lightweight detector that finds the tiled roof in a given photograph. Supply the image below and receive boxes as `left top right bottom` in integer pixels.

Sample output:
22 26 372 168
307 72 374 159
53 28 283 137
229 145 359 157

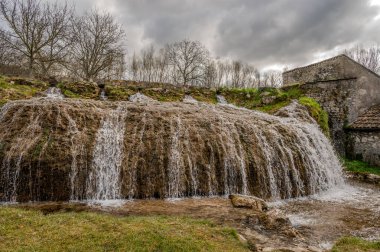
349 104 380 130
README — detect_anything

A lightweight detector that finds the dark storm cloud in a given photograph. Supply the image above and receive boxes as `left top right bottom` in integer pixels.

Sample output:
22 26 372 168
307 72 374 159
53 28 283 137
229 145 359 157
106 0 380 69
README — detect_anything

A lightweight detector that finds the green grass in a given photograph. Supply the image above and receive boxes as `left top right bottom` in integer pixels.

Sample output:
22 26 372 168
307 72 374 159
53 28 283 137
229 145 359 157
332 237 380 252
343 159 380 176
0 207 249 252
0 76 47 104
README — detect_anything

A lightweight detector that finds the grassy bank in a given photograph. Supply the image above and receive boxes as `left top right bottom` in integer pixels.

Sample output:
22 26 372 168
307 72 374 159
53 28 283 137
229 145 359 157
0 207 248 252
332 237 380 252
0 76 330 135
343 159 380 176
0 76 48 106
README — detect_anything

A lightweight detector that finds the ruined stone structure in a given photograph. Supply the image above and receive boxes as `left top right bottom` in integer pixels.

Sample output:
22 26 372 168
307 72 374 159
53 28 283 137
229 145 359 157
283 55 380 161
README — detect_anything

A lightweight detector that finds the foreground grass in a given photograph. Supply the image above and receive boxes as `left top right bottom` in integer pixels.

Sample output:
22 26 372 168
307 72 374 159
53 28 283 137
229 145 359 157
332 237 380 252
344 159 380 176
0 207 248 252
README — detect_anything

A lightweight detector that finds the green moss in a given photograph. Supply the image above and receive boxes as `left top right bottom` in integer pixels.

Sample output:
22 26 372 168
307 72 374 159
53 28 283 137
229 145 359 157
189 87 217 104
343 159 380 176
105 85 135 101
0 76 330 137
142 88 184 102
0 207 249 252
57 82 98 99
220 86 302 112
0 99 7 107
298 96 330 137
332 237 380 252
62 89 80 98
257 101 292 113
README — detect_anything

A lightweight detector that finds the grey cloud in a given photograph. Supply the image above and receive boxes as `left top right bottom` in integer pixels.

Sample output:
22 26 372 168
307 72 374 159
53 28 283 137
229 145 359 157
5 0 380 70
109 0 380 69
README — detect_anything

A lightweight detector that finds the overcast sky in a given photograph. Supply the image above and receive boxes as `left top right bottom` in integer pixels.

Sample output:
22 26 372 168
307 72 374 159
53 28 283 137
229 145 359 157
11 0 380 71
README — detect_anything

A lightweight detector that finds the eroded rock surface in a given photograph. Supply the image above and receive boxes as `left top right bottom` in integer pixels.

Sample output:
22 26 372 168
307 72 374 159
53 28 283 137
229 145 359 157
0 98 343 202
229 194 268 212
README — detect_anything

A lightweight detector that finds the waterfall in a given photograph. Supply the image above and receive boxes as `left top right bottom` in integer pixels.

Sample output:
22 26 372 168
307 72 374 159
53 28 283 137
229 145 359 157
129 92 154 103
46 87 64 99
100 89 107 100
183 95 198 104
0 98 344 202
167 117 184 198
86 105 127 200
216 95 228 104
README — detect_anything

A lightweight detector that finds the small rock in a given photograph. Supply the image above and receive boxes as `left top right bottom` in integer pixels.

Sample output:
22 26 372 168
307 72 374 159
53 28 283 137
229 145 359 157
229 194 268 212
260 91 271 97
262 96 277 105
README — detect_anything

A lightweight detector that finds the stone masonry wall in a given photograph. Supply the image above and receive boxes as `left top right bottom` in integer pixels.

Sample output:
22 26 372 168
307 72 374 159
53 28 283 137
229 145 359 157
283 55 355 85
284 55 380 156
346 131 380 167
300 80 356 155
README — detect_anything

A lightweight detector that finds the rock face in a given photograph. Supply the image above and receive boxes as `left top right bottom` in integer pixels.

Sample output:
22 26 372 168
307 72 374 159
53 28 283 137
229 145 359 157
0 98 344 202
229 194 268 212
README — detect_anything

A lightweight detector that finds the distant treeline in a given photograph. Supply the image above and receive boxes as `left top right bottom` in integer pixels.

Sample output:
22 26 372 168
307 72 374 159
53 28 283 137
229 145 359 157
1 0 379 88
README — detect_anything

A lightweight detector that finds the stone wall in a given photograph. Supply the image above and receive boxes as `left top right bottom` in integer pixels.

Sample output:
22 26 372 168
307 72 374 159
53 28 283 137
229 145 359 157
346 131 380 167
300 80 355 155
283 55 380 156
283 55 355 85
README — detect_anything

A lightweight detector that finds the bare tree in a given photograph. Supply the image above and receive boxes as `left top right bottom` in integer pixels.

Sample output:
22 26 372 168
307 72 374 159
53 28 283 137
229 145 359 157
0 0 72 76
204 61 217 87
155 47 169 83
344 44 380 74
131 52 139 81
231 60 243 88
261 70 283 87
69 9 125 80
35 2 73 76
165 39 209 86
0 33 14 65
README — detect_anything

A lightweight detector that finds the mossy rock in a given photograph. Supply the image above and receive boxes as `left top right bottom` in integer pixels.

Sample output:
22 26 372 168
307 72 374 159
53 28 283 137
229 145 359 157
58 81 99 99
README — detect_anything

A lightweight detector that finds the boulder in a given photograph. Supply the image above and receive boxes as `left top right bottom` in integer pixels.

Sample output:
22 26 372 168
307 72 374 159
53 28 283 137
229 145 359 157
259 91 271 97
229 194 268 212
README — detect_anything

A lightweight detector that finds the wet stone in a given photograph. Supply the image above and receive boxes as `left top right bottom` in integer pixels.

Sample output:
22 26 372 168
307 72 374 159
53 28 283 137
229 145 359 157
229 194 268 212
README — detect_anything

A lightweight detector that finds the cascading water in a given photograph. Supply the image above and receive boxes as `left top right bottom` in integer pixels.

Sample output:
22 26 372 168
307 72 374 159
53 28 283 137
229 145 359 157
0 98 344 202
182 95 198 104
46 87 64 99
86 105 127 200
100 89 107 100
216 95 228 104
129 92 154 103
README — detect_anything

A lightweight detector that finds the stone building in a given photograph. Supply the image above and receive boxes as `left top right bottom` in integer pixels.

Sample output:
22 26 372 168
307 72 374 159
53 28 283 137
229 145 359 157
283 54 380 161
346 105 380 166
